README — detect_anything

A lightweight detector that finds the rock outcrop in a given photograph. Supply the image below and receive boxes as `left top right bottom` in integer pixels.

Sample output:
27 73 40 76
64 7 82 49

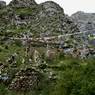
0 0 81 54
71 11 95 32
30 1 80 36
0 0 80 37
9 0 37 8
71 11 95 45
0 1 6 8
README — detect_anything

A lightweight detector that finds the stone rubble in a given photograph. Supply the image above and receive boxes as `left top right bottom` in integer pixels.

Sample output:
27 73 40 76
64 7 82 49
9 68 43 91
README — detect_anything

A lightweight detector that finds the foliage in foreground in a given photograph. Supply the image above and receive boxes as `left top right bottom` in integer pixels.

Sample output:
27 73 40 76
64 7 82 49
51 58 95 95
0 57 95 95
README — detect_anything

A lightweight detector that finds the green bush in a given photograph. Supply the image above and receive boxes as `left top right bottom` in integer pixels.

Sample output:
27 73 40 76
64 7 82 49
51 59 95 95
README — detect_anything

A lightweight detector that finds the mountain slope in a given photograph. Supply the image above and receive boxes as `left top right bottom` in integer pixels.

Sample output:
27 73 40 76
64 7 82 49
71 11 95 45
71 11 95 32
0 0 80 37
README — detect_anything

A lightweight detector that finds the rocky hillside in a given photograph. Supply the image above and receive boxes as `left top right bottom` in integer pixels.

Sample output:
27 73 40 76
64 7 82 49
71 11 95 45
71 11 95 33
0 0 80 37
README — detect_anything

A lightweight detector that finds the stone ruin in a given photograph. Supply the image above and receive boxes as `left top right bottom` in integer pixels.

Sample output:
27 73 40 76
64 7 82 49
9 68 43 91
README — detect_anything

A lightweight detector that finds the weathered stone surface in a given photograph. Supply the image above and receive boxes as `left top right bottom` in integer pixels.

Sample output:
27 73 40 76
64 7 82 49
40 1 64 16
71 11 95 45
9 0 37 8
30 1 80 36
0 0 81 50
0 1 6 8
0 0 80 37
71 11 95 32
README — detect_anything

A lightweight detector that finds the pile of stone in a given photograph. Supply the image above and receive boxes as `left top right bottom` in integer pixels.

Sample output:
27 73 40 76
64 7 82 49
9 68 43 91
